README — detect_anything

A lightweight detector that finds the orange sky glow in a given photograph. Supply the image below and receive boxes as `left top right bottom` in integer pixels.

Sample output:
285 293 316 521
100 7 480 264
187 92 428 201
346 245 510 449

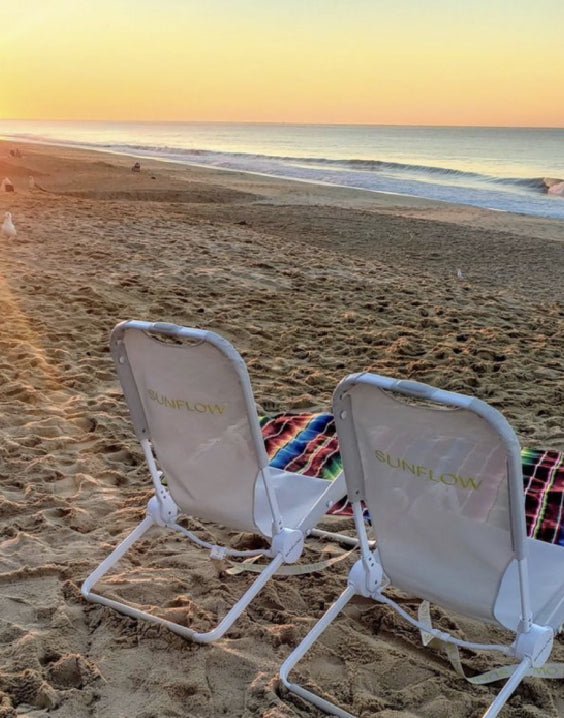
1 0 562 127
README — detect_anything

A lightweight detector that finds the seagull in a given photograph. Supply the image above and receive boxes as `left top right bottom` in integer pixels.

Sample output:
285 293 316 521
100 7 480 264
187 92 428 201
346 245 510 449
457 268 464 280
29 175 35 190
2 212 17 238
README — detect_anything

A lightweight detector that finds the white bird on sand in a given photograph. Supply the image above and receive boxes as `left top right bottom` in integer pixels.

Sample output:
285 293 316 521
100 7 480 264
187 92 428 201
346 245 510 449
2 211 17 238
29 175 35 190
457 268 464 280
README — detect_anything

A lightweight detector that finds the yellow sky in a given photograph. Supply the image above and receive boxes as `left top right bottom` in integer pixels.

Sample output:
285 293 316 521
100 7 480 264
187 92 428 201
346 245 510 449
1 0 562 126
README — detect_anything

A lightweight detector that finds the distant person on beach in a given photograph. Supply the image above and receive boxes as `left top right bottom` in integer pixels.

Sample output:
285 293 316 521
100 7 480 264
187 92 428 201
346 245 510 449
1 178 14 193
131 162 141 173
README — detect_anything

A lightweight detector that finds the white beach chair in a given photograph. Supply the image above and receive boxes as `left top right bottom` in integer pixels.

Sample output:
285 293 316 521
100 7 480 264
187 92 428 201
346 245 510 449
81 320 347 643
281 373 564 718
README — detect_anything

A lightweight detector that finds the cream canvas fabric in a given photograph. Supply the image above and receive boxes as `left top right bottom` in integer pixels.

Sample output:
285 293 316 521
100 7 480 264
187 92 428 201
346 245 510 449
349 384 515 624
122 328 263 532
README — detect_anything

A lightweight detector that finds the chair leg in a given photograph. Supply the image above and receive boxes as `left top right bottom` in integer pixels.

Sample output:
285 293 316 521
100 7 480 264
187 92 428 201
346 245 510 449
81 515 155 596
81 517 285 643
280 592 532 718
482 657 532 718
280 585 357 717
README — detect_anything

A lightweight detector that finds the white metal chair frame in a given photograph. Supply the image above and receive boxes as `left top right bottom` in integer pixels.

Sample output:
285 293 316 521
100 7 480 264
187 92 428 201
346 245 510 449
281 373 564 718
81 321 347 643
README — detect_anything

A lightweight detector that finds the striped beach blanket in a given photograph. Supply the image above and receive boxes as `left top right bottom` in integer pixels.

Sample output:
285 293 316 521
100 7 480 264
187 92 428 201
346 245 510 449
260 413 564 546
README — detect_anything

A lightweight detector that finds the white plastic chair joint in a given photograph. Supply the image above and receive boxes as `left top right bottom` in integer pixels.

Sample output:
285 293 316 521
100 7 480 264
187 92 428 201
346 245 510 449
517 614 534 635
348 558 383 598
270 528 304 564
147 492 179 527
210 545 227 560
514 624 554 667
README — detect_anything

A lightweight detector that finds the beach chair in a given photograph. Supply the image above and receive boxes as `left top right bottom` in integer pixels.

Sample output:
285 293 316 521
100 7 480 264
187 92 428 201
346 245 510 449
81 320 347 643
281 373 564 718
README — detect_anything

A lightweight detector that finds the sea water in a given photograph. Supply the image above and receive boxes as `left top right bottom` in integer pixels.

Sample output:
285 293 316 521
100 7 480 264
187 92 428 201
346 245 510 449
1 120 563 220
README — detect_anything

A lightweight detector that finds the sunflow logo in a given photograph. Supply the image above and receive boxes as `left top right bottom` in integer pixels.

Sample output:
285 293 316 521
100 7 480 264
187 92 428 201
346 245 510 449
148 389 226 415
374 450 482 491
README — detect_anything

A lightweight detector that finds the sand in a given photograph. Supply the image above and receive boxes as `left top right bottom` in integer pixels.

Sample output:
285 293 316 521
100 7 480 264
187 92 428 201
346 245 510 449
0 140 563 718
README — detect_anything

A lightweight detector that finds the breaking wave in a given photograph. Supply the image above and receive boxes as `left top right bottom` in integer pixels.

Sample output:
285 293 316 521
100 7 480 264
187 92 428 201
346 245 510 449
100 144 564 198
2 127 564 218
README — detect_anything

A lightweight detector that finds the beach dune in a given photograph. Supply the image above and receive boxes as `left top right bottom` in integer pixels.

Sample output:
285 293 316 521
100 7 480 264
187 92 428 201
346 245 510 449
0 140 563 717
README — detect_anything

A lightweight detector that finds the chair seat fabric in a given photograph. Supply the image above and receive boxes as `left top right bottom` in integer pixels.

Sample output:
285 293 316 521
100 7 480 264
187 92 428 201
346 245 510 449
254 467 336 537
495 537 564 631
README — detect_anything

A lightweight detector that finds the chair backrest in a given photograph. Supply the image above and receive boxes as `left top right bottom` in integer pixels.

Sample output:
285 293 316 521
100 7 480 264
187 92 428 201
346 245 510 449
333 373 529 625
110 321 270 533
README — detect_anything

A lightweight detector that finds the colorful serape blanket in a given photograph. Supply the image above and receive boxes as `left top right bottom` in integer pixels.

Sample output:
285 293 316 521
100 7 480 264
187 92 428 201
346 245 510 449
259 413 564 546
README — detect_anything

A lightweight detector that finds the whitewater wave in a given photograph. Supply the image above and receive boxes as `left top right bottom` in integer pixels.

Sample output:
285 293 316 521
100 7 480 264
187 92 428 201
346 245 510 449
2 129 564 218
4 131 563 199
106 143 557 190
98 143 564 198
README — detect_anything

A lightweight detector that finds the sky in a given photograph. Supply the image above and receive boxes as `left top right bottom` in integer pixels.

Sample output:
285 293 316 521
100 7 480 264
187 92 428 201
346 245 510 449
0 0 562 127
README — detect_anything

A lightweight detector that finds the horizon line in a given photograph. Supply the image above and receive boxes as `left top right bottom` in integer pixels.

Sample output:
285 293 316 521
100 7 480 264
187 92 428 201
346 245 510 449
1 118 563 131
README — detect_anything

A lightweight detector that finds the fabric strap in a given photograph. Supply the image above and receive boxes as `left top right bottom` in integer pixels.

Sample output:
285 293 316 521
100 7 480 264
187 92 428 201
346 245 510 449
418 601 564 682
226 545 357 576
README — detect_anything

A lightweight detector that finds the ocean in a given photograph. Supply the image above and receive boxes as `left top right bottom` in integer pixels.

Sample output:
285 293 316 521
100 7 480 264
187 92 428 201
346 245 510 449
1 120 563 220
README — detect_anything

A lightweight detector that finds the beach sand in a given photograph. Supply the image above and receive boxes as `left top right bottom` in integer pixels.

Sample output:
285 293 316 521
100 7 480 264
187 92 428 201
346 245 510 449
0 140 563 718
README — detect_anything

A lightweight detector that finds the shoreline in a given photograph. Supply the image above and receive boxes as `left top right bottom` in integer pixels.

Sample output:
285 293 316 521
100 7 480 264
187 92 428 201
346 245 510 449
3 136 564 231
3 137 564 240
0 138 563 718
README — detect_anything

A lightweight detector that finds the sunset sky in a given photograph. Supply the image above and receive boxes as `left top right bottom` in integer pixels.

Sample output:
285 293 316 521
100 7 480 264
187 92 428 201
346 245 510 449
1 0 562 127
